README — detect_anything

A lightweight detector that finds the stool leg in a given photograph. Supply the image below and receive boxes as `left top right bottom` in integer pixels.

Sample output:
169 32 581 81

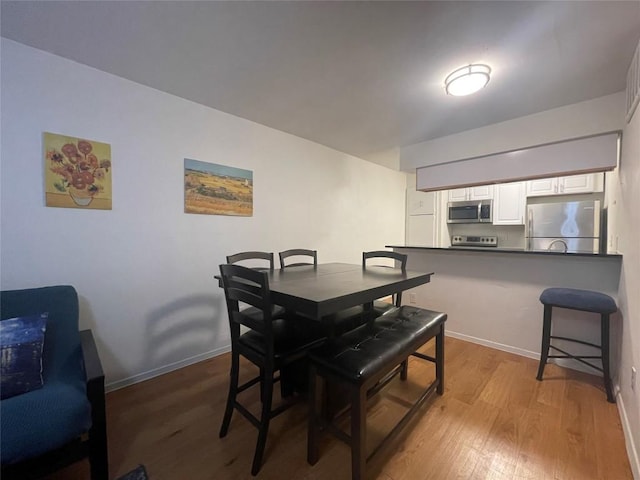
436 324 445 395
351 386 366 480
536 305 552 381
400 359 408 381
601 314 615 403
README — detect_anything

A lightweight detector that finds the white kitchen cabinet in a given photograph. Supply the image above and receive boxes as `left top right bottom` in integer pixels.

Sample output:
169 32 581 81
448 188 468 202
407 189 435 215
526 173 604 197
561 173 603 194
493 182 525 225
447 185 494 202
469 185 494 200
525 177 557 196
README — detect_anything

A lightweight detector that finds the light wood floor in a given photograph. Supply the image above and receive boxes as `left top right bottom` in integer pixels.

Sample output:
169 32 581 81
47 337 631 480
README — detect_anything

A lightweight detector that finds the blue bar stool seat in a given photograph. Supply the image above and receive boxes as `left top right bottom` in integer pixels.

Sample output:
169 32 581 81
536 287 617 403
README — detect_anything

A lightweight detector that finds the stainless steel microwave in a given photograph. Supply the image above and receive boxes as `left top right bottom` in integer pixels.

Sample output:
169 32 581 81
447 200 493 224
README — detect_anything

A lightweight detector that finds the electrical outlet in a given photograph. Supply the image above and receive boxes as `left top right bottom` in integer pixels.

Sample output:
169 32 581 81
632 366 637 393
409 292 417 304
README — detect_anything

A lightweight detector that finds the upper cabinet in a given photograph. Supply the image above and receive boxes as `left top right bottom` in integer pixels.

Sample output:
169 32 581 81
493 182 525 225
448 185 494 202
561 173 604 194
407 189 435 215
526 173 604 197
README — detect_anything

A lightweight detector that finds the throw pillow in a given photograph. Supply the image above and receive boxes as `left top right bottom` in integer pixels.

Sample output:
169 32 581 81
0 313 48 400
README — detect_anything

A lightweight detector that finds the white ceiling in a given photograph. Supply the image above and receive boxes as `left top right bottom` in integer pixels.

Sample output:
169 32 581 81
2 1 639 168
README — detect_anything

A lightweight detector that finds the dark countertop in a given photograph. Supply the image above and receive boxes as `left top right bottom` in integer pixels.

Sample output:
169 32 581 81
386 245 622 258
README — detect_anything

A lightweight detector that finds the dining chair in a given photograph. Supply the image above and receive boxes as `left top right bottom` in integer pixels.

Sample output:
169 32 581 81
362 251 411 379
278 249 317 269
218 264 325 476
226 251 286 319
362 251 408 316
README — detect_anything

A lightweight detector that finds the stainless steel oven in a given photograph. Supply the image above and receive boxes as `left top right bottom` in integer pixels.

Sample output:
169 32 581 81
447 200 493 224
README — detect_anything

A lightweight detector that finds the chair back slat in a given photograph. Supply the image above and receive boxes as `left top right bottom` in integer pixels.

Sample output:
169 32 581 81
220 264 273 339
362 251 408 306
226 251 275 271
232 310 268 333
226 282 267 309
362 250 407 270
279 249 317 269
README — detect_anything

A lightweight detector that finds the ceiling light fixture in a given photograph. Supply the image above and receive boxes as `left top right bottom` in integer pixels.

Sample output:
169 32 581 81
445 64 491 96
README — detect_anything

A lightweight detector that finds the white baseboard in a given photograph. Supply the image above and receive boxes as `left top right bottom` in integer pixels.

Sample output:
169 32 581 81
105 345 231 392
445 330 540 360
615 384 640 480
446 330 603 376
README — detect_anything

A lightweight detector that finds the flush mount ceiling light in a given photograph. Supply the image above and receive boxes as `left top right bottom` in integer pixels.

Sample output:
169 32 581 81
445 64 491 96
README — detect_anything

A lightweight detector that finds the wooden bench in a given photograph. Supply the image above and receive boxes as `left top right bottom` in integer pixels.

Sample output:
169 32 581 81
307 306 447 480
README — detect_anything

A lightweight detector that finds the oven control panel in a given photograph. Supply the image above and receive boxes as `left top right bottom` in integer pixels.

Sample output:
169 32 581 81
451 235 498 247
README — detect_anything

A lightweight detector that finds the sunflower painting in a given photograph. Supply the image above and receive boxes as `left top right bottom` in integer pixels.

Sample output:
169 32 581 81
184 159 253 216
44 132 112 210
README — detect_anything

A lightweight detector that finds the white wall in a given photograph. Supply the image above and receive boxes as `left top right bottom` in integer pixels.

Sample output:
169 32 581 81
608 98 640 479
0 39 407 389
400 92 625 171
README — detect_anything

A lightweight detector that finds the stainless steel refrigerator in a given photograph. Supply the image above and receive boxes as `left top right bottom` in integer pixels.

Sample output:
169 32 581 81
526 200 601 253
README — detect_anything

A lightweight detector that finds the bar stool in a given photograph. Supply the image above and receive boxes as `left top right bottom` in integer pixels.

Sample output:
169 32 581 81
536 287 617 403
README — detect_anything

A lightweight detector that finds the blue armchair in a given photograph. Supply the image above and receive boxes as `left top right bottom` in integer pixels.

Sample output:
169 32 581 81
0 285 108 480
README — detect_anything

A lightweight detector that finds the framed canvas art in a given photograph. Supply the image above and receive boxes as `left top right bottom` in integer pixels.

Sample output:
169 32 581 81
44 132 112 209
184 159 253 216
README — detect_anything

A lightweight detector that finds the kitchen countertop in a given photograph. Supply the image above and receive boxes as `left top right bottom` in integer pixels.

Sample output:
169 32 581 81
386 245 622 258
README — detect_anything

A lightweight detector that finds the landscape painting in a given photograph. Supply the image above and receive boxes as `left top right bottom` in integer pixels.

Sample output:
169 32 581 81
184 159 253 216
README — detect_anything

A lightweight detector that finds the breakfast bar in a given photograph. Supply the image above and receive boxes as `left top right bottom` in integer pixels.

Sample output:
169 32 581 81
388 245 622 374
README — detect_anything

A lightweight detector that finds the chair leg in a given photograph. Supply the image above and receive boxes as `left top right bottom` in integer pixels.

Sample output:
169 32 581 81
280 364 295 398
220 351 240 438
601 314 615 403
251 366 274 476
350 386 366 480
280 379 294 398
307 365 321 465
536 305 553 381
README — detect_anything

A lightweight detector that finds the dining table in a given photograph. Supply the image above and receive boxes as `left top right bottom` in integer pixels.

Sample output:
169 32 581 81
250 262 434 322
216 261 436 412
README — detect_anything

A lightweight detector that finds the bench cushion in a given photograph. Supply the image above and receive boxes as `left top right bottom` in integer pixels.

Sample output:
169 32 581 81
309 306 446 385
540 288 617 314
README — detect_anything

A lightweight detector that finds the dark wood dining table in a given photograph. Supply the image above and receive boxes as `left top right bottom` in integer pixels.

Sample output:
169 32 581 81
216 262 435 407
261 262 434 320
